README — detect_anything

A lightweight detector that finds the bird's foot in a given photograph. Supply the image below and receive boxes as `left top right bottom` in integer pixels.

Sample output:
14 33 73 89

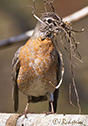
23 110 34 118
43 111 54 115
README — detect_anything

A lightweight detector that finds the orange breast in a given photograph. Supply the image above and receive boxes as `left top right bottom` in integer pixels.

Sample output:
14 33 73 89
17 38 58 87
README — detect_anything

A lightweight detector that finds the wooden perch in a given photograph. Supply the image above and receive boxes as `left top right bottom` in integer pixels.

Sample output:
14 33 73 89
0 113 88 126
0 6 88 48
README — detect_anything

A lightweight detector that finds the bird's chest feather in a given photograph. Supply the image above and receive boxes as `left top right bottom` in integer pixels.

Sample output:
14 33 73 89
17 38 58 96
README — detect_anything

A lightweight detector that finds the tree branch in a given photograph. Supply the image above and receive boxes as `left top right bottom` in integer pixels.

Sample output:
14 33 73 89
0 6 88 47
0 30 34 47
63 6 88 23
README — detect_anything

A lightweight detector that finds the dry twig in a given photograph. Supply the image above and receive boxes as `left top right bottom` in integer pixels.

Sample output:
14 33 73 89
0 6 88 47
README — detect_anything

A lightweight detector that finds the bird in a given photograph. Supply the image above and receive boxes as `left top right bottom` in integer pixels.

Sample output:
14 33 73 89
11 12 64 116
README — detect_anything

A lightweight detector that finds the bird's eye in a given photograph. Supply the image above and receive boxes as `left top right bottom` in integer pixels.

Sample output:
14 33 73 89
47 19 52 23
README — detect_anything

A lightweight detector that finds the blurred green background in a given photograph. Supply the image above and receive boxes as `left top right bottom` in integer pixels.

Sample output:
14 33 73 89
0 0 88 114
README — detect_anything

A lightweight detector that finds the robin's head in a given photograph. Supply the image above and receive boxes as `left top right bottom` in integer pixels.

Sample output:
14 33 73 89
32 12 66 39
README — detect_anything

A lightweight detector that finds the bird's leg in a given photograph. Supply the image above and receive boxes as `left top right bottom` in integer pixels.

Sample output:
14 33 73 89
50 101 54 113
47 93 55 114
24 96 30 118
43 93 54 115
24 103 29 118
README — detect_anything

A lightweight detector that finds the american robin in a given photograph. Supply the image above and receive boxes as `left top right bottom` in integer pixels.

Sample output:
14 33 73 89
11 12 64 115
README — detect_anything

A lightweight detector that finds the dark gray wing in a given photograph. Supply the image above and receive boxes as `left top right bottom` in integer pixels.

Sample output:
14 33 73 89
11 47 22 112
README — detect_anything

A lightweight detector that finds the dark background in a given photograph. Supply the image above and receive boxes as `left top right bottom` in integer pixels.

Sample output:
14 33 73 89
0 0 88 114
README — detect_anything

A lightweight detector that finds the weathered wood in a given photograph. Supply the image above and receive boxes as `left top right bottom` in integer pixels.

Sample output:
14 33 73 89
0 113 88 126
